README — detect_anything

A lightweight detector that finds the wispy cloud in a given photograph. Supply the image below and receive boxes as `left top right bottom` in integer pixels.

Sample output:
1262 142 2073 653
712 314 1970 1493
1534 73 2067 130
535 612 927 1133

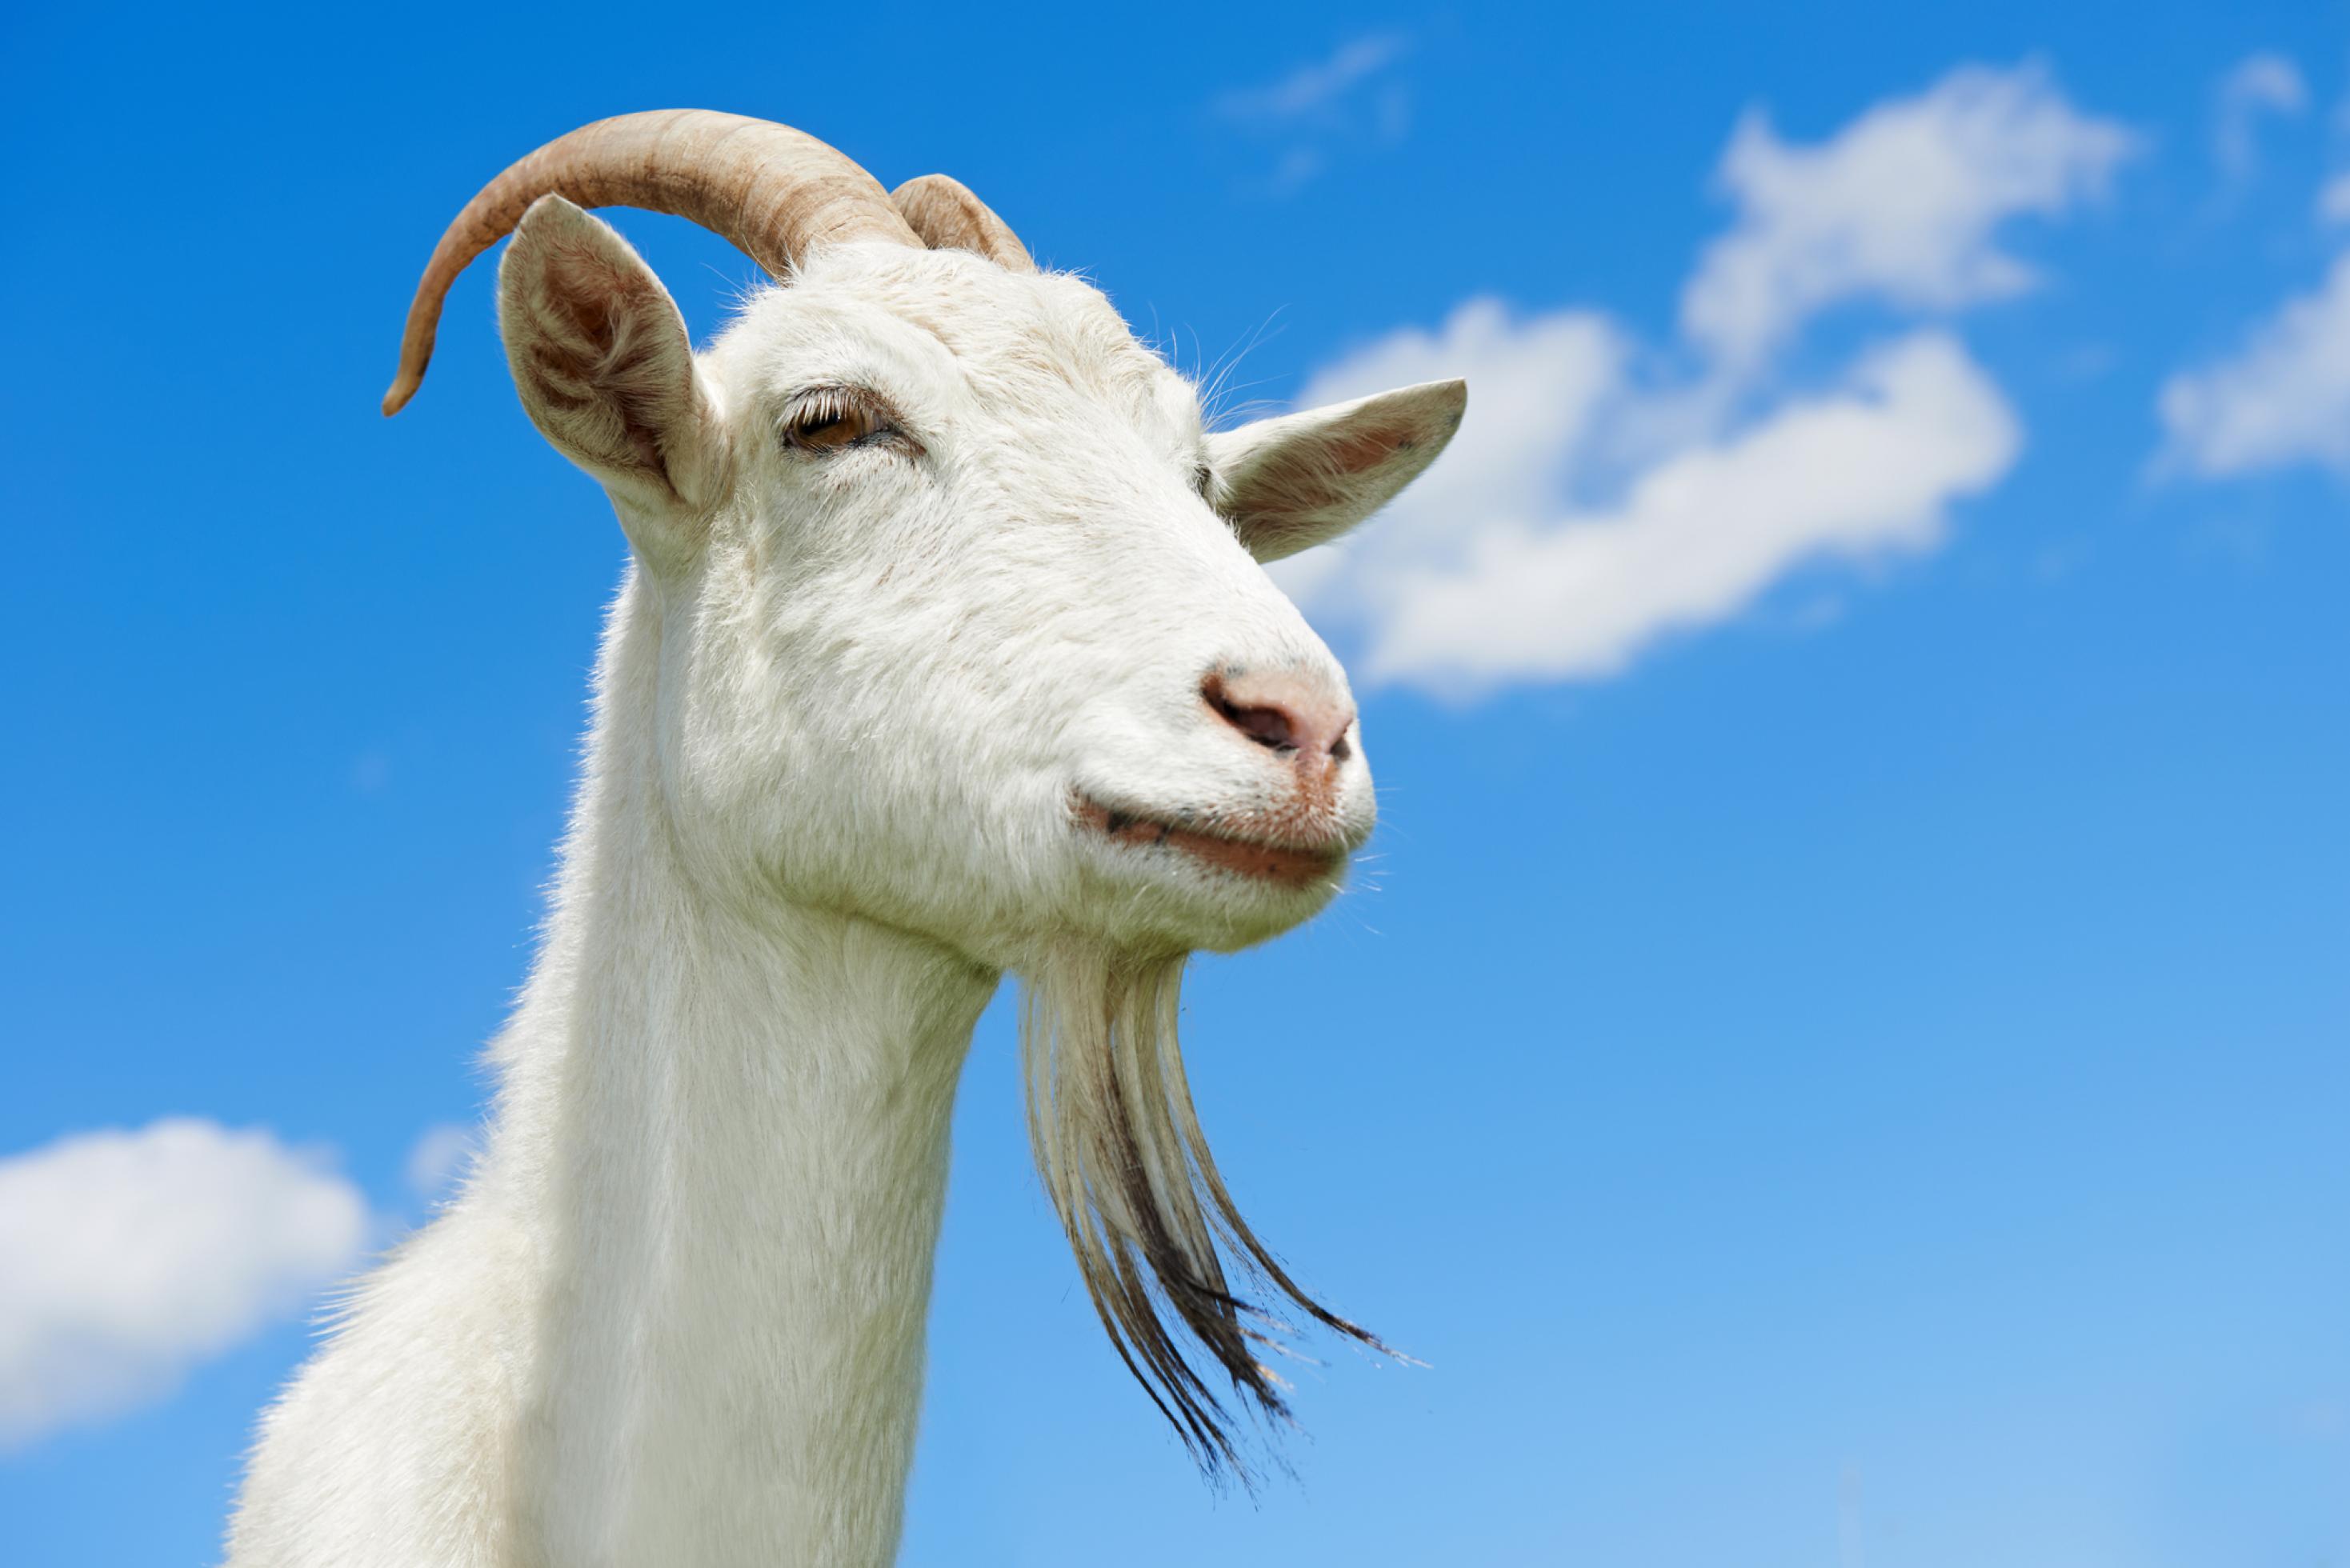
2157 62 2350 482
1215 33 1407 124
1271 62 2131 697
2158 250 2350 478
2319 173 2350 226
2213 52 2308 182
0 1119 366 1448
1213 34 1411 196
403 1122 475 1206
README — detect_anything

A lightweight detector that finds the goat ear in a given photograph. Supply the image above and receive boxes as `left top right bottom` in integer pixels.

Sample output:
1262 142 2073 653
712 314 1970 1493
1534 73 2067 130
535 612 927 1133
1206 378 1467 563
496 195 724 541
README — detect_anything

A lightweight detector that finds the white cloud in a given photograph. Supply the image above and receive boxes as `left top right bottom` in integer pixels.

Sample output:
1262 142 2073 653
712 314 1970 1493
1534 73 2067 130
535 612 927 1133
2158 251 2350 478
2215 52 2308 180
404 1122 475 1205
1275 63 2117 695
1683 62 2135 366
1279 321 2017 693
1367 334 2016 686
1275 299 1626 612
0 1119 366 1447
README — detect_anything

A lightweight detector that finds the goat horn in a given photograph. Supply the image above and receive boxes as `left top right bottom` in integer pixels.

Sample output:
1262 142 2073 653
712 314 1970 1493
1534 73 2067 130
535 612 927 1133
382 110 922 416
891 174 1035 273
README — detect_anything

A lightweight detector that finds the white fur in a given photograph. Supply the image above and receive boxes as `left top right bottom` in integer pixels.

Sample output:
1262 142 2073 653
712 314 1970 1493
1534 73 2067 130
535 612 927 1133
225 199 1463 1567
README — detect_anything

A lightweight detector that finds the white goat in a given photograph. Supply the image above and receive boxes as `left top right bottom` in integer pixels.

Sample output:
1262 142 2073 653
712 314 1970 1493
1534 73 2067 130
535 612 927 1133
226 111 1464 1568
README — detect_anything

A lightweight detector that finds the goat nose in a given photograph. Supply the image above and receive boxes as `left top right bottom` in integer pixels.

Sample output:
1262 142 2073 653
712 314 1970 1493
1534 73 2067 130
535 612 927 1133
1202 669 1357 766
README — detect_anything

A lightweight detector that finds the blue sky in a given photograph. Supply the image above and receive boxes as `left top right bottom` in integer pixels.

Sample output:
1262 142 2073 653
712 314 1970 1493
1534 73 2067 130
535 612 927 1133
3 2 2345 1563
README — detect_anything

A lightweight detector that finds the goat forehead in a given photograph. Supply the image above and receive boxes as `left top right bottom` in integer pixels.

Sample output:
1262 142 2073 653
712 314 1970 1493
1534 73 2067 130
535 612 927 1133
719 250 1195 436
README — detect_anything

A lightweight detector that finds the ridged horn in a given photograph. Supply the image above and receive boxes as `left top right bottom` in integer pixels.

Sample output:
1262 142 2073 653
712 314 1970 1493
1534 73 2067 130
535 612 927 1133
891 174 1035 272
383 110 923 416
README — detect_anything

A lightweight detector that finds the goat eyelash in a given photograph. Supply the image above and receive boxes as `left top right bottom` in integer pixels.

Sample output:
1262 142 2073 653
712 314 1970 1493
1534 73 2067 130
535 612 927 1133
779 386 919 458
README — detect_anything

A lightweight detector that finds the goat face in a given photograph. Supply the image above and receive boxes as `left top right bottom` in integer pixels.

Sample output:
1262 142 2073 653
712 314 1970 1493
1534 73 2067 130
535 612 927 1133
497 198 1463 966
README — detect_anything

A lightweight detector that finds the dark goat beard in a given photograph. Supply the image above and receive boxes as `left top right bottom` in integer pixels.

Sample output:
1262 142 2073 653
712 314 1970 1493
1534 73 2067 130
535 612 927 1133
1018 942 1384 1476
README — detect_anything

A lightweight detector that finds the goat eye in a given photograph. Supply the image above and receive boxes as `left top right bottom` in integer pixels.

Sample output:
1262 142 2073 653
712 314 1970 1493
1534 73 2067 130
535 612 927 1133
783 393 895 455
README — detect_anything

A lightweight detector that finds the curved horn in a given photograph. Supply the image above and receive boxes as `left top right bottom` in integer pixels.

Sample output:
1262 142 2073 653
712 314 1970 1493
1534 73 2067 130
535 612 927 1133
891 174 1035 273
383 110 922 416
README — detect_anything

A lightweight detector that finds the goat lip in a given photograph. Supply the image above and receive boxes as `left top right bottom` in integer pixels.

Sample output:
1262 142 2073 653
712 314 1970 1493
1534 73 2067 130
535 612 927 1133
1073 795 1351 889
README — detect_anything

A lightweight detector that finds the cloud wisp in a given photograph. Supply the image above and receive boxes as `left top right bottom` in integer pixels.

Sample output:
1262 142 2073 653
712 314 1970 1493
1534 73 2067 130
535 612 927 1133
1215 33 1407 125
2159 250 2350 478
403 1122 475 1206
2317 174 2350 227
0 1119 367 1448
2213 52 2309 183
1272 62 2130 697
1213 33 1411 196
2156 58 2350 483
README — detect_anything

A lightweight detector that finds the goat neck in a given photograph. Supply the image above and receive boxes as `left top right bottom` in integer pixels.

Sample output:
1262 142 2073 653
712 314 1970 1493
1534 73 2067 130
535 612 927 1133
498 576 995 1566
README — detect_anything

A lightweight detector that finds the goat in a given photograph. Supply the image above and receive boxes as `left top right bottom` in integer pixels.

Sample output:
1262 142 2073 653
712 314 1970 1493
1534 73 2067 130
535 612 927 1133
226 111 1465 1568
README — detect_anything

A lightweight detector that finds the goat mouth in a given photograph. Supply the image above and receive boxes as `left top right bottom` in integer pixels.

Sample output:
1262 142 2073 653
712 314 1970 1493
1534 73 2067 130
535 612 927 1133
1074 795 1350 890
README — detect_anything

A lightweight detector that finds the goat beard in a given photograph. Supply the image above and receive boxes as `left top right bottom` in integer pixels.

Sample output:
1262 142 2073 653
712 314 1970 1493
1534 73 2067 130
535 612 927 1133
1017 941 1383 1477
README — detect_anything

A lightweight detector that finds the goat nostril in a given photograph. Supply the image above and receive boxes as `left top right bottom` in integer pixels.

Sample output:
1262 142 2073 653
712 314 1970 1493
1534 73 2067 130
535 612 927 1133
1203 675 1297 752
1234 706 1295 750
1199 669 1362 767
